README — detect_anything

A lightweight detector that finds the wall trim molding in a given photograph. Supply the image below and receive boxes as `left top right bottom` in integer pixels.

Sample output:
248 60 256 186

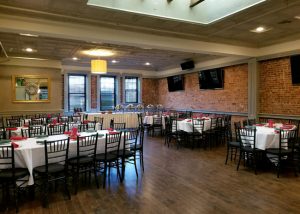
258 113 300 120
165 108 248 116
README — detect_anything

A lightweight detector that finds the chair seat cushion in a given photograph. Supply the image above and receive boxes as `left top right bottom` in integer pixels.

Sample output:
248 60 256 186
0 168 29 180
95 153 118 161
228 141 240 147
33 163 65 174
68 156 94 165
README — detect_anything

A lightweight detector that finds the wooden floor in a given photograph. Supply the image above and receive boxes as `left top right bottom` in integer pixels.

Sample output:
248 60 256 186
5 135 300 214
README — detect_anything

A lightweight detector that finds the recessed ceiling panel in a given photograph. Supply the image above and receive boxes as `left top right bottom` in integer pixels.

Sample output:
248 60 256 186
87 0 266 24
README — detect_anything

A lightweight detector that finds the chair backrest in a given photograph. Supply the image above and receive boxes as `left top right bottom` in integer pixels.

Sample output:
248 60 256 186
123 129 139 154
0 129 6 140
11 115 23 120
209 118 218 130
21 126 43 138
238 127 256 148
153 116 162 125
192 118 204 133
76 133 98 158
234 121 242 141
59 116 69 123
30 118 44 126
279 129 297 151
47 124 66 135
216 117 223 128
248 119 256 126
224 115 232 128
242 119 248 127
85 121 96 131
0 145 14 170
113 122 126 130
0 117 4 129
105 132 122 156
94 117 104 130
6 118 21 127
72 116 81 123
44 138 70 173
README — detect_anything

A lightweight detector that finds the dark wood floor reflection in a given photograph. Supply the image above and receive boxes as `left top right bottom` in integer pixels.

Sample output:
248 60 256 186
7 135 300 213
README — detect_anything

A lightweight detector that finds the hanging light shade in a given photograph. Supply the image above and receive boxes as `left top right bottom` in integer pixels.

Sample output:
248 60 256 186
91 59 107 74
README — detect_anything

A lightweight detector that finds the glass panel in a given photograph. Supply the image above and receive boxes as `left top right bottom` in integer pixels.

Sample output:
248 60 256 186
69 94 86 111
125 90 137 103
125 78 137 90
100 76 116 110
69 76 85 93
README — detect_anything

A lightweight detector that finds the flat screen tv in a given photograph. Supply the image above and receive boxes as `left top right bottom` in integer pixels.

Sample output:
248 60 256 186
167 75 184 92
291 55 300 84
199 68 224 90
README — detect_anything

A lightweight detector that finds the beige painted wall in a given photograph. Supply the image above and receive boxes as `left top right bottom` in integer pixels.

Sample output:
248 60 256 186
0 65 62 116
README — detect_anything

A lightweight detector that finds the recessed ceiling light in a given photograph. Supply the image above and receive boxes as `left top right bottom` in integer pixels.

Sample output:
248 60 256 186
111 60 119 63
82 49 114 57
294 15 300 20
250 26 271 33
19 33 39 37
22 47 37 53
145 62 151 66
72 57 79 61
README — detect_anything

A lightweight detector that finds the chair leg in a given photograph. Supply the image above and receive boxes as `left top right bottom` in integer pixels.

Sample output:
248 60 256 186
134 155 138 178
14 183 19 213
103 163 107 188
140 151 144 172
64 176 71 200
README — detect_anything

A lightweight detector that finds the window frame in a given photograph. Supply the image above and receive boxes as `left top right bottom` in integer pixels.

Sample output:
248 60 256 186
99 75 117 111
124 76 139 104
68 74 87 112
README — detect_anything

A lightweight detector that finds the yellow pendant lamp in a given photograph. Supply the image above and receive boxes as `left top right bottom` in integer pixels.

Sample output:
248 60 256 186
91 59 107 74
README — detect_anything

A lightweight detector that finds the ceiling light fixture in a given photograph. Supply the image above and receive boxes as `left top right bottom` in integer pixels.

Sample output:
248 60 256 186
111 60 119 63
19 33 39 37
72 57 79 61
91 59 107 74
22 47 37 53
145 62 151 66
294 15 300 20
250 26 271 33
82 49 114 57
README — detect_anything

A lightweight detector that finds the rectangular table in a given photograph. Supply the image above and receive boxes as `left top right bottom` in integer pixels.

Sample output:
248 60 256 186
84 112 139 129
4 130 124 186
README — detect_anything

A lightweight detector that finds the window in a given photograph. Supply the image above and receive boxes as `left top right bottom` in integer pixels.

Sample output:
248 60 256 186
68 75 86 112
100 76 116 111
125 77 139 103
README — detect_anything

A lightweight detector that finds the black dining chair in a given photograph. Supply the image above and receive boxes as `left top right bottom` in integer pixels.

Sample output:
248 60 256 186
0 144 29 212
266 129 298 178
47 124 66 135
95 132 122 188
237 127 263 174
33 138 70 207
21 126 44 138
113 122 126 130
68 134 99 194
6 118 21 128
225 121 241 164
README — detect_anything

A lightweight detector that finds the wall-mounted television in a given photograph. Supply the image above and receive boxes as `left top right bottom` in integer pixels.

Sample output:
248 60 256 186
199 68 224 90
167 75 184 92
291 55 300 84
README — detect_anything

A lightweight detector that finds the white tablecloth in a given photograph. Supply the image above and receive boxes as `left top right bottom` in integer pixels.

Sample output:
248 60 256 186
6 130 124 185
177 118 211 133
85 113 138 129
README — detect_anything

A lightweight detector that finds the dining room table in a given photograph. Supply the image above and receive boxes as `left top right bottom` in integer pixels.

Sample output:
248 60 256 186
0 130 125 186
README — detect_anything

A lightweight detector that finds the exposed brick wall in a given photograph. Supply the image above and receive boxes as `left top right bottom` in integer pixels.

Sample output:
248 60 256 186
259 57 300 115
142 78 159 105
156 64 248 113
91 75 97 109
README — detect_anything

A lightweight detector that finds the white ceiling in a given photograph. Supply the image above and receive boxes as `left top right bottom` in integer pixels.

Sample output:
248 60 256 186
0 0 300 71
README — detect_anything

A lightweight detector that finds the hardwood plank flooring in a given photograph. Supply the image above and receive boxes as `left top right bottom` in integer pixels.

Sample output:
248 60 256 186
4 135 300 213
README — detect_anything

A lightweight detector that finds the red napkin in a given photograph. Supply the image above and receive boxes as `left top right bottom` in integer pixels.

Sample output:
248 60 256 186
109 131 119 135
23 124 29 128
255 124 264 126
52 119 57 125
274 130 280 134
282 125 294 130
83 120 90 124
177 118 184 121
192 116 198 119
10 136 27 141
71 127 78 135
47 114 51 118
186 120 192 122
11 142 19 149
107 128 114 131
6 127 18 131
